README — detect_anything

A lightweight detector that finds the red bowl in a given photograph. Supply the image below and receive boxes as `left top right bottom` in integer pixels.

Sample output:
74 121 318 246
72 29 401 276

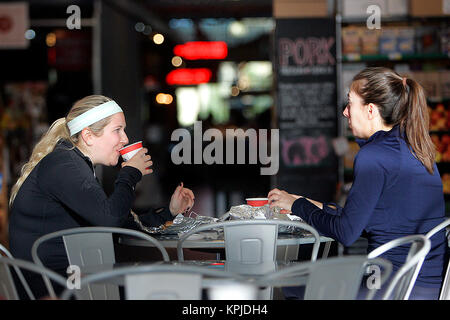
246 198 269 207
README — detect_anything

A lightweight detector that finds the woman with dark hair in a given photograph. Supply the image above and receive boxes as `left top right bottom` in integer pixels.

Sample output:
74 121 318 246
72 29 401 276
269 67 447 299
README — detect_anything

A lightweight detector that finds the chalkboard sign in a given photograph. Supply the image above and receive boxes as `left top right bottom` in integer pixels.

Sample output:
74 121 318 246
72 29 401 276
274 18 338 202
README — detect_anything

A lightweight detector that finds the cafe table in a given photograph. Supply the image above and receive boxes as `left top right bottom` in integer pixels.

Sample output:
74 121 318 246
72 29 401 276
118 231 334 261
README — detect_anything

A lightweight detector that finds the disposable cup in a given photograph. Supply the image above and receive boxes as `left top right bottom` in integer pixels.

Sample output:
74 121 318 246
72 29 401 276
119 141 143 161
246 198 269 207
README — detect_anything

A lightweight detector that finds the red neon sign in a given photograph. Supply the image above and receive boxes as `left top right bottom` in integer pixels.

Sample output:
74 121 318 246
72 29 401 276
173 41 228 60
166 68 212 85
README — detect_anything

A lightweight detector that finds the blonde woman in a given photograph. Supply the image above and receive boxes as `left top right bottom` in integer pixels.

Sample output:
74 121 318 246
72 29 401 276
8 95 194 298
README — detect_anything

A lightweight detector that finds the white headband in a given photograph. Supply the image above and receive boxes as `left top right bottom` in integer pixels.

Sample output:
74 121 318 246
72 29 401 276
67 100 123 136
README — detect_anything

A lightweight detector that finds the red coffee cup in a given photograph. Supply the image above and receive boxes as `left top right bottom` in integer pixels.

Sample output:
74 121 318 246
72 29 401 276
119 141 143 161
246 198 269 207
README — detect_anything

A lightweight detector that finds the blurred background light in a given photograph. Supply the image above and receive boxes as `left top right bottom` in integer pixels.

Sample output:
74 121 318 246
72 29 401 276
24 29 35 40
153 33 164 44
176 87 200 127
171 56 183 67
143 25 152 36
228 21 247 37
46 33 56 47
166 68 212 85
134 22 145 32
173 41 228 60
156 93 173 105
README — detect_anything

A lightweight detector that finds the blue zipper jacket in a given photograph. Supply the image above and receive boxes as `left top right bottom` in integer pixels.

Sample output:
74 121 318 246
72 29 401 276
292 126 447 287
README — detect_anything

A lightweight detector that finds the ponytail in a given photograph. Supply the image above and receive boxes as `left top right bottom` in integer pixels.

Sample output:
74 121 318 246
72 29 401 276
352 67 435 174
402 78 435 174
9 118 71 206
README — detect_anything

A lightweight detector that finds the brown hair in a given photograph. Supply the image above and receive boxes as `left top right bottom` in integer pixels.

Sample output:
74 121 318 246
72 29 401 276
351 67 435 174
10 95 114 206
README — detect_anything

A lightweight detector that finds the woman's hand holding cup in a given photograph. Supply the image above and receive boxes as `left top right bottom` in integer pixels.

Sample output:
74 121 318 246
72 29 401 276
122 147 153 176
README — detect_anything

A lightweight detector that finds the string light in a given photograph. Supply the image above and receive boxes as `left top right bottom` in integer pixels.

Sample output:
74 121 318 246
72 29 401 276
46 33 56 47
156 93 173 105
24 29 35 40
134 22 145 32
153 33 164 45
171 56 183 67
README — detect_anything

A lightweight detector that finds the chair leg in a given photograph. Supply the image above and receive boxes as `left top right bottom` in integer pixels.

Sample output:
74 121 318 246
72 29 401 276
322 242 332 259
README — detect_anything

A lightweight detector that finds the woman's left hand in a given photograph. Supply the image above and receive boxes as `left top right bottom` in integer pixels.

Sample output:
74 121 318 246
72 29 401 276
169 182 195 216
267 188 299 214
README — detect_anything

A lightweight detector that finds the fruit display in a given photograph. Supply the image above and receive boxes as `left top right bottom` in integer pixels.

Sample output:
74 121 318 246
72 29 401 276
442 174 450 194
429 101 450 163
429 103 450 131
431 134 450 163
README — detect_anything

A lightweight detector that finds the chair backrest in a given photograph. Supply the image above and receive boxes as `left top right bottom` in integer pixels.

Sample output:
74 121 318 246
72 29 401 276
60 264 249 300
260 255 392 300
31 227 170 300
426 218 450 300
0 244 37 299
0 256 67 300
0 244 12 258
426 218 450 239
367 234 431 300
440 243 450 300
0 255 18 300
391 218 450 300
177 220 321 263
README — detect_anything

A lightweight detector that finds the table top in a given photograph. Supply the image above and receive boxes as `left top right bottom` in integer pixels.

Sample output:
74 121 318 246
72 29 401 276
119 231 334 249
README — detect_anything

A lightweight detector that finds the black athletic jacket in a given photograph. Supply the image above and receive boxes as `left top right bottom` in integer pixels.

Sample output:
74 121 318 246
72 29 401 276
9 139 172 297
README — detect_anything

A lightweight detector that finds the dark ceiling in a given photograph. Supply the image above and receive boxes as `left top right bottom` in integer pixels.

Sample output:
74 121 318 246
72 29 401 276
20 0 272 19
143 0 273 19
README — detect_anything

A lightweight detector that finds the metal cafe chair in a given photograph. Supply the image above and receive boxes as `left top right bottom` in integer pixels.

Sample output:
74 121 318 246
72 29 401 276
60 264 253 300
177 219 321 263
367 234 431 300
0 256 67 300
257 255 393 300
0 244 37 299
394 218 450 300
177 219 321 299
0 244 11 257
31 226 170 300
424 218 450 300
